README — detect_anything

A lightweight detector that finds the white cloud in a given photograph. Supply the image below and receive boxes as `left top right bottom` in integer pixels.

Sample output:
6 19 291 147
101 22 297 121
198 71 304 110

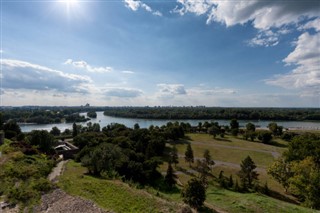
172 0 210 16
157 84 187 98
301 18 320 32
265 32 320 95
1 59 93 93
124 0 162 16
122 70 135 74
248 30 279 47
190 87 237 95
104 87 143 98
64 59 113 73
174 0 320 47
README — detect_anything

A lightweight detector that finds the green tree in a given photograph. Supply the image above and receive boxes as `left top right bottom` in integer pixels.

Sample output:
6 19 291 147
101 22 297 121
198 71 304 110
268 122 283 136
134 123 140 130
87 111 97 118
267 157 293 192
181 178 206 210
237 156 259 190
289 157 320 209
72 122 78 137
29 130 55 153
50 126 61 136
3 120 21 139
185 144 194 167
170 145 179 167
258 131 272 144
230 119 239 136
203 149 215 170
246 122 256 132
228 174 234 188
208 125 220 138
165 162 177 189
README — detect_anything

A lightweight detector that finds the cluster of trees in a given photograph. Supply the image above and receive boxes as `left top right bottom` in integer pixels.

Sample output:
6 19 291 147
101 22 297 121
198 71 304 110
268 133 320 209
87 111 97 118
73 122 186 186
0 108 98 125
103 106 320 121
65 113 90 123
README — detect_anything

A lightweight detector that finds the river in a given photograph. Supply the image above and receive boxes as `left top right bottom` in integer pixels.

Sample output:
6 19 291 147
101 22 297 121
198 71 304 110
19 111 320 132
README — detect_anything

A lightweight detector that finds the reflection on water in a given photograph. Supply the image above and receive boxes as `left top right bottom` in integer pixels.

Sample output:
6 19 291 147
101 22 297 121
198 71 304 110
20 111 320 132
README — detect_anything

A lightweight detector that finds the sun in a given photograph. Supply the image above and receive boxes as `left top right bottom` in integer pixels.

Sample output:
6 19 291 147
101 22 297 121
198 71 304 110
57 0 83 18
59 0 79 7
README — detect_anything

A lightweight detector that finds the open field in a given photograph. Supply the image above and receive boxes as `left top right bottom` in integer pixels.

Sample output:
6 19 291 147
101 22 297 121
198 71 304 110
59 160 318 213
57 133 320 213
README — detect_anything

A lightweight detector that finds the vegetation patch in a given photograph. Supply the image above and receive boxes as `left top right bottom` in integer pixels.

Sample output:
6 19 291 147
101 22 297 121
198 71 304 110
58 161 181 213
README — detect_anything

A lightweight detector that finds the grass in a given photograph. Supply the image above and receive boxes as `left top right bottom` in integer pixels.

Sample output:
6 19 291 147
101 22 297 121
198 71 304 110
57 133 320 213
205 185 318 213
58 160 182 213
59 158 319 213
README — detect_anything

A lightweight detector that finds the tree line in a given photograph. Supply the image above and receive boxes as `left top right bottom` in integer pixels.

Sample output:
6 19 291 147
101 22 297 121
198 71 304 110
103 106 320 121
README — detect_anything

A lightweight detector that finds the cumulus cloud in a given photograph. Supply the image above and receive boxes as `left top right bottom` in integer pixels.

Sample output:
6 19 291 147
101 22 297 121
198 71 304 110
157 84 187 97
300 18 320 32
124 0 162 16
1 59 93 93
265 32 320 95
64 59 113 73
174 0 320 47
104 87 143 98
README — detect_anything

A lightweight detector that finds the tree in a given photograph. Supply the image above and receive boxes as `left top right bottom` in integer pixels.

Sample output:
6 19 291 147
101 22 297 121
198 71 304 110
170 145 179 167
185 144 194 167
208 125 220 138
165 162 177 189
203 149 215 170
196 159 210 187
72 122 78 137
228 175 234 188
87 111 97 118
267 157 293 192
181 178 206 210
246 123 256 132
237 156 259 190
230 119 239 136
50 126 61 136
134 123 140 130
289 157 320 209
258 131 272 144
29 130 55 153
268 122 283 136
3 120 21 139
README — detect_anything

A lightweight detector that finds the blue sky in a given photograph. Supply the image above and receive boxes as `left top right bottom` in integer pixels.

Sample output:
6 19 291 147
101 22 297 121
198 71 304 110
1 0 319 107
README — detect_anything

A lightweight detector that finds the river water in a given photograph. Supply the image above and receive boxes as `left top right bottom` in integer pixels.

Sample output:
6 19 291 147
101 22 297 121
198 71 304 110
19 111 320 132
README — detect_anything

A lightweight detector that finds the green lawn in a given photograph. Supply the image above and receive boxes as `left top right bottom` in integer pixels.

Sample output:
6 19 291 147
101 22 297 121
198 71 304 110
58 161 181 213
57 133 320 213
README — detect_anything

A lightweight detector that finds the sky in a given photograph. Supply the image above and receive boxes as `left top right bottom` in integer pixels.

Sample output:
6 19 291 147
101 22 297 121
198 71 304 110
0 0 319 107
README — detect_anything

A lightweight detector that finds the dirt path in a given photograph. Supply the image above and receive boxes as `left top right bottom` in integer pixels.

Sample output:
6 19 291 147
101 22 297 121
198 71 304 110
48 160 67 183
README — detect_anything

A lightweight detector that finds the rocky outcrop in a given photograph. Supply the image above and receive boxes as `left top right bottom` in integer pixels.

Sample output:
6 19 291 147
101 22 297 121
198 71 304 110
34 189 112 213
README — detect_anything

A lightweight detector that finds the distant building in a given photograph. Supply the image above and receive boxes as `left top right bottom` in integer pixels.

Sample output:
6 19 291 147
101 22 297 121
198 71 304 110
54 140 79 159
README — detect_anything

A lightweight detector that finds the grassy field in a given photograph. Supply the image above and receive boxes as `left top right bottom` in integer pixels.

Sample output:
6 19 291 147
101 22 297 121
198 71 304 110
58 161 182 213
57 133 320 213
